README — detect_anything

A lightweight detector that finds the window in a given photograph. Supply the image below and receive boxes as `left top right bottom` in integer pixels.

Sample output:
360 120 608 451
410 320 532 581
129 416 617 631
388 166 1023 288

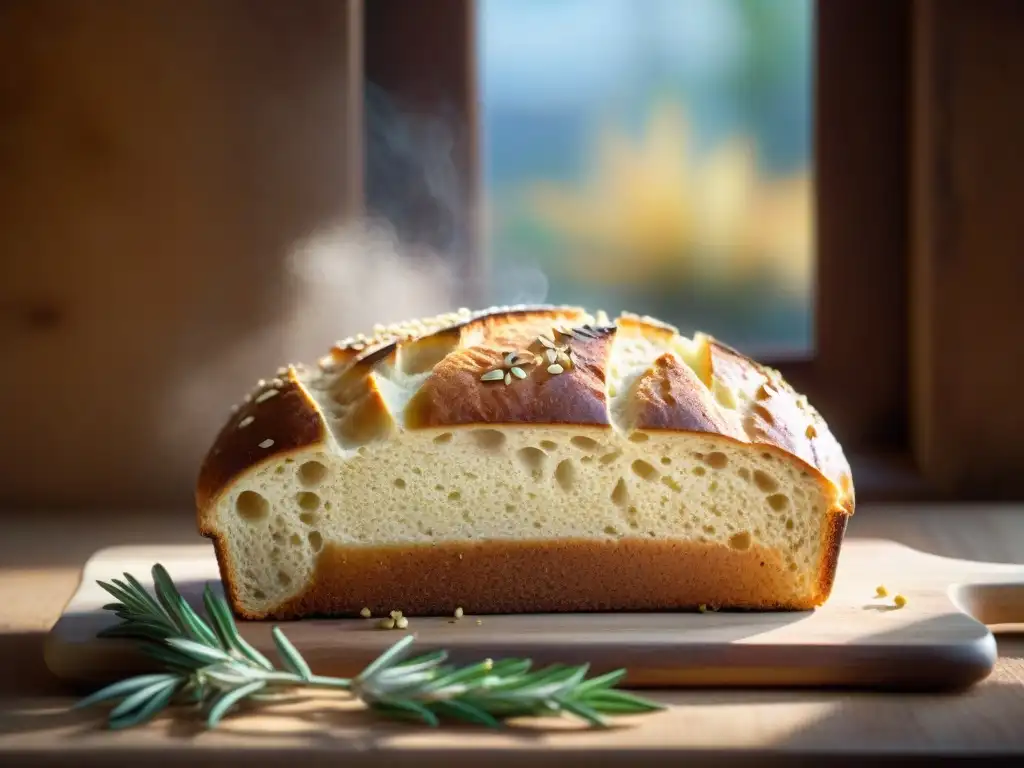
479 0 815 357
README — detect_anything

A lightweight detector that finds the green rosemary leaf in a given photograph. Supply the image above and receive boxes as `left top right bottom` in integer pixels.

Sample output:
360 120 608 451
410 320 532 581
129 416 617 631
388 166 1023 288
201 585 235 652
202 663 266 687
487 664 590 700
98 581 151 618
577 688 665 713
202 584 274 670
486 658 534 678
355 634 416 683
98 622 175 643
421 658 507 693
271 626 312 680
123 572 176 626
176 594 220 649
206 680 266 729
374 698 440 728
571 668 627 694
165 637 233 666
151 565 211 644
556 698 608 728
74 674 180 710
387 650 449 676
109 678 181 730
108 678 182 722
143 643 215 672
429 699 502 728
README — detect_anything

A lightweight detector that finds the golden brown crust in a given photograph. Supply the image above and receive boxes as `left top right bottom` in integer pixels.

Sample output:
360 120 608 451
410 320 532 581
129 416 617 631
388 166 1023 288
630 352 744 436
706 339 853 508
195 369 327 519
248 531 847 620
406 321 615 429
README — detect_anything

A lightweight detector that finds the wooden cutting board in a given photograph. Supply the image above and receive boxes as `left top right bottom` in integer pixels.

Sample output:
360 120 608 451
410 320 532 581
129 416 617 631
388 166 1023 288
45 538 1024 692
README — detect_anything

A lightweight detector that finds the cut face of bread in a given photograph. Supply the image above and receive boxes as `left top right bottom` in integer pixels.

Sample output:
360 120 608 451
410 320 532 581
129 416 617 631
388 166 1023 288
197 306 854 619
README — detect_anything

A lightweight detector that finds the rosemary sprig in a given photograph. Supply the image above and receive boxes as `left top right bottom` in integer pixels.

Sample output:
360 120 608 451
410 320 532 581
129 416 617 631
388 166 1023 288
75 564 664 730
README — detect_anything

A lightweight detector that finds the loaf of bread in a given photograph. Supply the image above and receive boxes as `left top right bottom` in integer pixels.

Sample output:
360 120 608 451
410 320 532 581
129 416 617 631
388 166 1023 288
196 305 854 619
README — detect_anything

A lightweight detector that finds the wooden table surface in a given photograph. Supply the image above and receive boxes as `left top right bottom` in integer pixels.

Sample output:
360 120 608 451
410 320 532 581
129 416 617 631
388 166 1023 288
2 504 1023 766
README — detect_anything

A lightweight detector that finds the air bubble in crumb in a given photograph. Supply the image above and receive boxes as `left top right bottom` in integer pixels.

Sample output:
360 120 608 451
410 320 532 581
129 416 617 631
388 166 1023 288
629 432 650 443
705 452 728 469
570 435 600 451
296 492 321 512
308 531 323 551
472 429 506 449
298 461 328 487
692 466 707 477
554 459 576 491
753 470 779 493
516 446 546 472
729 531 752 551
236 491 269 522
394 478 406 489
767 493 791 512
540 440 558 451
631 459 658 481
433 432 453 445
611 477 628 506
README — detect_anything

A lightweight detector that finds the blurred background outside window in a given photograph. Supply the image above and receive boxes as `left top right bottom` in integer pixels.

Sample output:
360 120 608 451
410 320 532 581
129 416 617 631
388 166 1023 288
479 0 814 356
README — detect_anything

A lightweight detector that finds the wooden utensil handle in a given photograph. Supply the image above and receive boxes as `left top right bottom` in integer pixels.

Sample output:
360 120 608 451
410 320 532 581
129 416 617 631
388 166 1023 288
952 582 1024 626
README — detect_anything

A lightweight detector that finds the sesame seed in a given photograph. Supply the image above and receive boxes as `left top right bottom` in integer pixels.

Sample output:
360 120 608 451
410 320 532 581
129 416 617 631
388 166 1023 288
481 369 505 382
504 372 512 385
238 416 255 428
390 610 403 619
256 379 267 387
475 619 483 625
258 438 274 449
894 594 908 608
255 389 279 404
360 607 371 618
377 618 396 630
504 351 517 366
538 335 556 349
545 349 558 364
547 364 564 375
395 616 409 629
875 585 888 598
510 366 527 379
454 606 464 619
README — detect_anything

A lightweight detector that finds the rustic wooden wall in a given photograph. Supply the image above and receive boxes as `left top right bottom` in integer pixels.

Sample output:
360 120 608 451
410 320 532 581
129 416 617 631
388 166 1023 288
0 0 369 509
910 0 1024 498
